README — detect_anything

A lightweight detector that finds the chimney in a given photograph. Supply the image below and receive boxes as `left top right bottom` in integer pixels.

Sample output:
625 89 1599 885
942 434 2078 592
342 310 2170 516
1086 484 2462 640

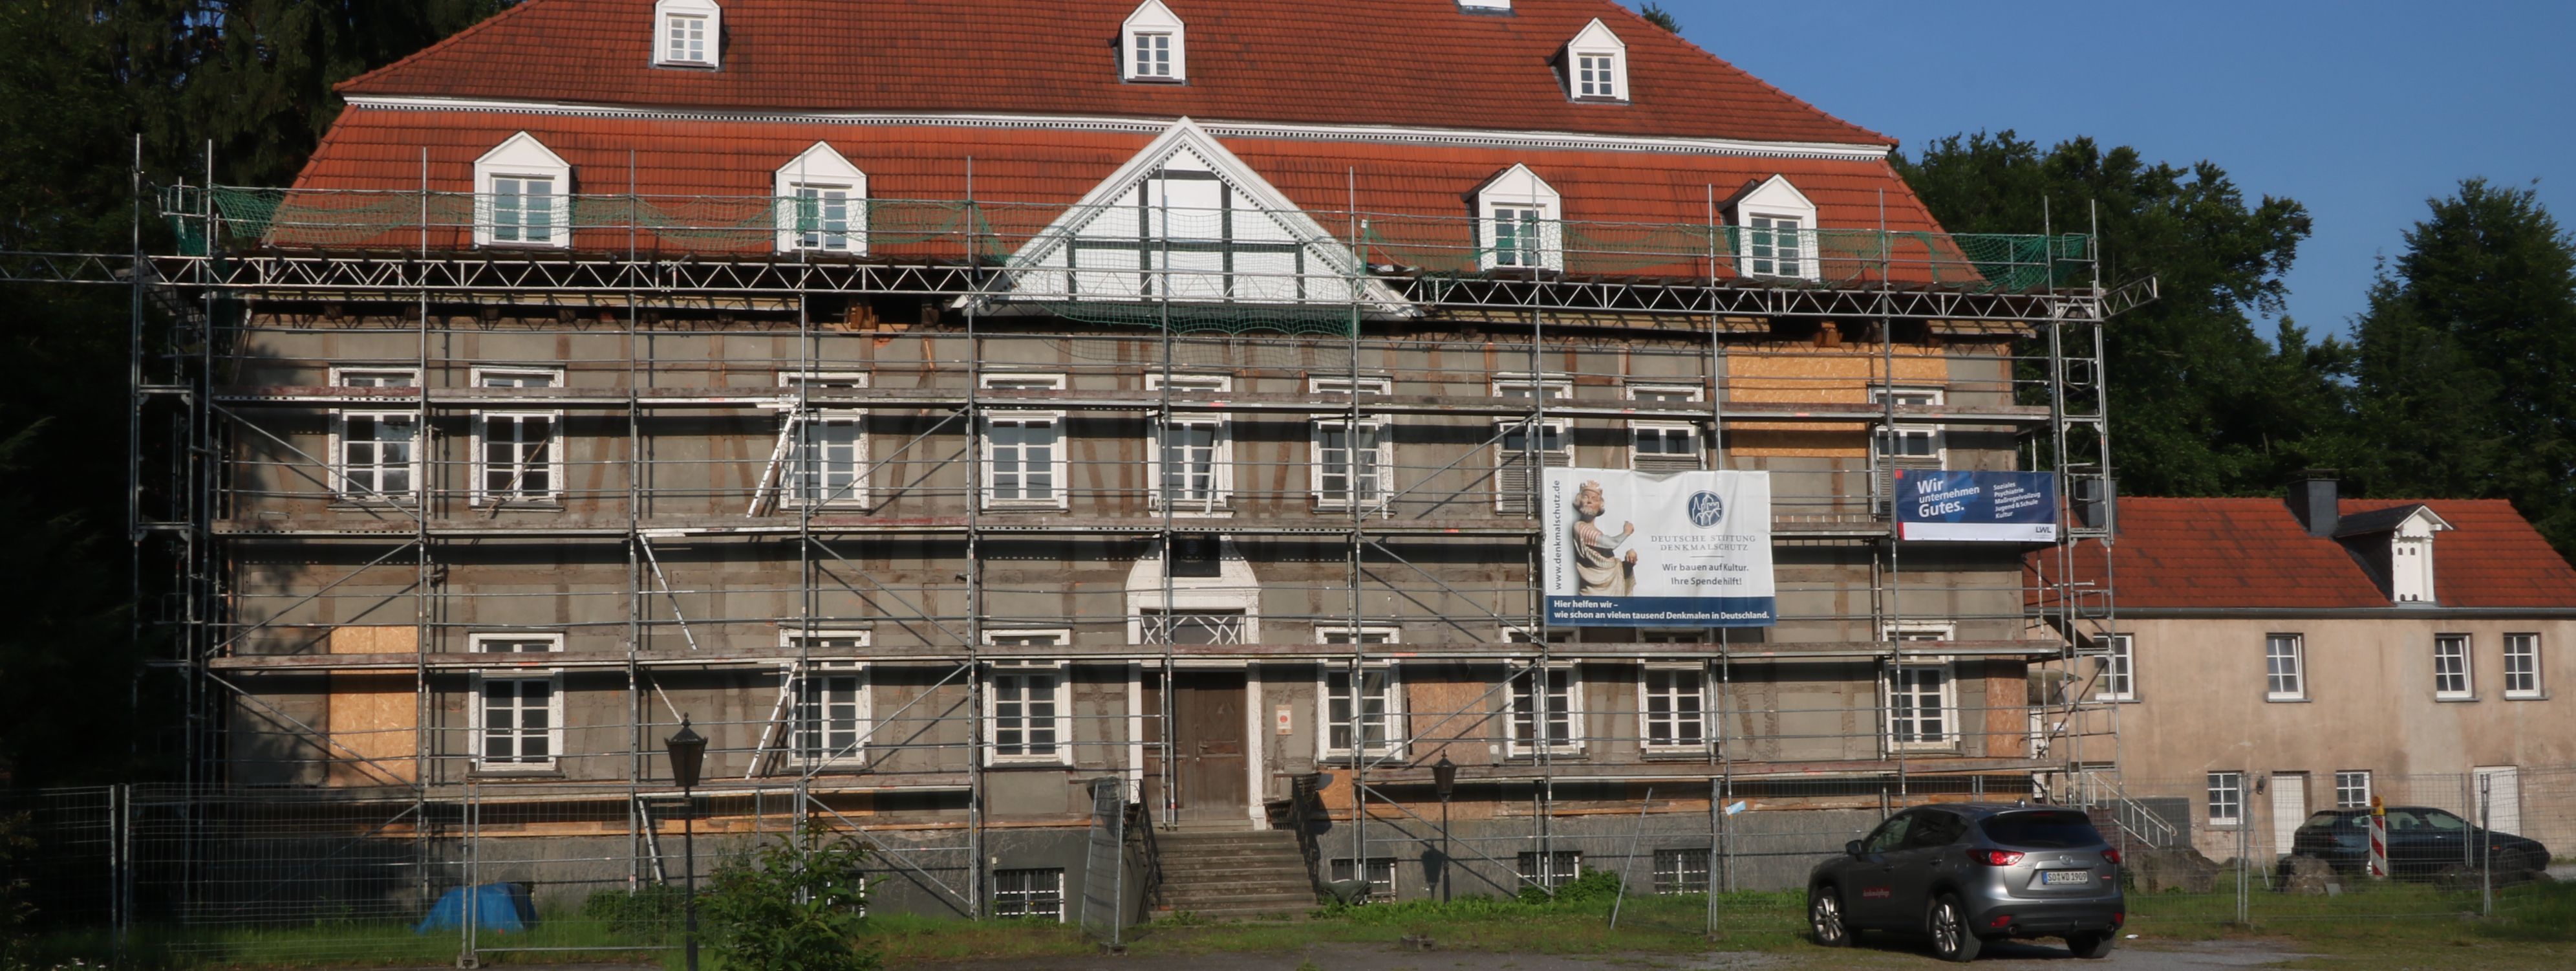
2286 470 2339 537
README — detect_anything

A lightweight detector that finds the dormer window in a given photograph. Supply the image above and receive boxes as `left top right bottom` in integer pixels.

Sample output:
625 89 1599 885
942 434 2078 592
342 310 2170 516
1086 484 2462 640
1122 1 1186 83
774 142 869 255
654 0 720 68
1563 19 1628 102
2337 503 2453 604
473 133 573 249
1728 175 1821 280
1476 164 1563 272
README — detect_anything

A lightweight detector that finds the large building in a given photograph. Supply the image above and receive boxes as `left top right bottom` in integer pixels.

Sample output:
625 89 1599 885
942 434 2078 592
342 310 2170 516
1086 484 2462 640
135 0 2123 928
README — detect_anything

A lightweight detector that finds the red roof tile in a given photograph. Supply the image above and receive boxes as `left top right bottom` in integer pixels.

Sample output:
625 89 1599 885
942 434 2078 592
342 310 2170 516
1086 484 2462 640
2032 497 2576 611
338 0 1891 147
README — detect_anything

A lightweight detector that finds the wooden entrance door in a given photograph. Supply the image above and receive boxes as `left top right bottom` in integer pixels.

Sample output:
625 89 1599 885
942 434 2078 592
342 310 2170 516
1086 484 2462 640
1171 670 1248 822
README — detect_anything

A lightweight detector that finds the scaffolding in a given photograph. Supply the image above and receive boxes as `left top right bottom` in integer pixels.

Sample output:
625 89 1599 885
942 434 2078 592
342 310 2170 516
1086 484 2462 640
3 153 2145 950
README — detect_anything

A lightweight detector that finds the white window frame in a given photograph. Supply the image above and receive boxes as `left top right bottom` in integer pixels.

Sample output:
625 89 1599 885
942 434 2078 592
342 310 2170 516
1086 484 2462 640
1885 662 1959 751
1870 386 1945 465
330 367 422 503
472 133 573 249
1476 165 1565 272
2266 633 2308 701
2334 770 2372 809
984 658 1073 766
1562 19 1628 102
991 867 1066 922
2096 633 2136 702
1494 417 1571 513
1652 847 1712 895
1639 663 1710 753
2504 633 2543 699
1311 414 1392 513
1317 660 1404 760
1627 384 1704 472
778 373 870 508
1121 0 1186 83
2207 770 2244 827
1145 373 1232 512
1730 175 1820 281
782 631 872 768
653 0 722 69
469 367 565 506
469 633 565 773
981 373 1069 510
2434 633 2474 700
1507 662 1583 756
774 142 868 255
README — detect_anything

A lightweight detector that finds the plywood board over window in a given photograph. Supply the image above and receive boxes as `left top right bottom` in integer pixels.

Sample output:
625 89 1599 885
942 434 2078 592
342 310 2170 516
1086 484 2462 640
1721 343 1951 459
326 625 418 785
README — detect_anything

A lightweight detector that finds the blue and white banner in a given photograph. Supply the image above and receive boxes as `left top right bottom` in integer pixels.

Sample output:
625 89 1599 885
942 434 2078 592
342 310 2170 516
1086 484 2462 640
1894 470 2059 542
1540 469 1775 627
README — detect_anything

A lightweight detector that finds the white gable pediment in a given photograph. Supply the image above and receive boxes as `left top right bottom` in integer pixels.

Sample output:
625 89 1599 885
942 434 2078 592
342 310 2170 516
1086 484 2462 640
475 132 571 178
1729 174 1816 218
989 118 1411 318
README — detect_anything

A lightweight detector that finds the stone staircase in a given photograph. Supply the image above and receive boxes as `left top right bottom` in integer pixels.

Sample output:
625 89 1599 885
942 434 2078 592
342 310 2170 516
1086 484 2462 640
1150 828 1317 921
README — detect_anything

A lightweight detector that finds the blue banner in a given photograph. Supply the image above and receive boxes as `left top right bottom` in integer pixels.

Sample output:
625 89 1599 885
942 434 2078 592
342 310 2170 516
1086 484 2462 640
1894 470 2059 542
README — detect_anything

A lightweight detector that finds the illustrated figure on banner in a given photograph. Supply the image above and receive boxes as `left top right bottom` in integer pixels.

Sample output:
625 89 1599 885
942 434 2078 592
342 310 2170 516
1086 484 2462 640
1571 479 1640 595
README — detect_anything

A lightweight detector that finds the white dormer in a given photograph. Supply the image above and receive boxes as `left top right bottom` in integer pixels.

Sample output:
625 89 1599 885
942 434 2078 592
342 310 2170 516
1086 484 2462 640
1459 0 1514 10
654 0 721 69
2388 507 2454 604
774 142 869 255
473 133 573 249
1476 164 1563 272
1564 19 1629 101
1122 1 1186 83
1729 175 1820 280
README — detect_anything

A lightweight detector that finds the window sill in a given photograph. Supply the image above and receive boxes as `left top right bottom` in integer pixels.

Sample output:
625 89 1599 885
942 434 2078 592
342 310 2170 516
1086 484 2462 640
1152 507 1235 518
981 503 1071 512
2435 695 2480 703
1122 76 1188 85
985 759 1075 770
2503 693 2548 701
475 242 573 252
2266 696 2310 703
328 499 420 510
471 502 565 512
652 60 718 71
1503 750 1586 761
470 768 564 779
1640 748 1714 761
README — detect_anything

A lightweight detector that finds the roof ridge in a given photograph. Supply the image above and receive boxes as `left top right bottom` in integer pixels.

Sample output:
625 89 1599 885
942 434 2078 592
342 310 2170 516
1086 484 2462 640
334 0 561 96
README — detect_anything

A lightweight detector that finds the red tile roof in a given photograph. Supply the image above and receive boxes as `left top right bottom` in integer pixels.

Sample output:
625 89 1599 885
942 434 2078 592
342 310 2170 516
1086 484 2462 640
2032 497 2576 611
339 0 1891 147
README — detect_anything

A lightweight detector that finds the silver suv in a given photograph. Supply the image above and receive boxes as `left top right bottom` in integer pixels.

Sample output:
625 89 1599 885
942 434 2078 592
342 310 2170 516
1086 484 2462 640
1807 803 2124 961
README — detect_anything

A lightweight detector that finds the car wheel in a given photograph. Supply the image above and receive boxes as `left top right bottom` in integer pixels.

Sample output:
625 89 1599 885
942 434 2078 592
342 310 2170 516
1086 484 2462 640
2067 930 2115 959
1928 893 1982 963
1809 885 1852 947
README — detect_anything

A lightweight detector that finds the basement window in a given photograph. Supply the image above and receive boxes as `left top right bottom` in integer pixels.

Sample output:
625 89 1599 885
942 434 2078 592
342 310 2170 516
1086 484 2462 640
654 0 722 69
992 868 1065 921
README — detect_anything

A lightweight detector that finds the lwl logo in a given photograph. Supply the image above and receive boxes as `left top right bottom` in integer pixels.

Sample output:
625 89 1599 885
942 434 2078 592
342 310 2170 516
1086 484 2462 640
1687 490 1726 528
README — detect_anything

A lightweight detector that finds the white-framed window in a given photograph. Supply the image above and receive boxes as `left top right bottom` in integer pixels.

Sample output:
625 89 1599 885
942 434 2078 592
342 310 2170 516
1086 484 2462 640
1561 19 1628 101
2334 770 2372 809
991 867 1065 921
1640 664 1708 752
985 659 1071 765
1121 0 1186 82
1495 419 1571 514
1146 374 1232 511
782 631 871 767
2434 633 2473 699
1886 664 1956 749
652 0 722 68
1318 655 1403 759
469 633 565 772
2504 633 2542 699
470 367 564 505
778 373 869 508
1653 848 1711 895
1476 165 1564 272
2266 633 2307 701
774 142 868 254
2096 633 2136 702
1729 176 1820 280
1311 416 1391 512
1329 857 1397 900
331 367 421 501
1517 850 1582 891
1870 386 1944 464
472 133 573 249
2207 771 2244 827
1507 663 1582 755
1628 385 1703 472
981 374 1068 510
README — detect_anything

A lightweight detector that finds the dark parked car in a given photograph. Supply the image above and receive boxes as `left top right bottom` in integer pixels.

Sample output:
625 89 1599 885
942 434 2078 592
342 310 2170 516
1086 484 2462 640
1807 804 2124 962
2285 807 2551 878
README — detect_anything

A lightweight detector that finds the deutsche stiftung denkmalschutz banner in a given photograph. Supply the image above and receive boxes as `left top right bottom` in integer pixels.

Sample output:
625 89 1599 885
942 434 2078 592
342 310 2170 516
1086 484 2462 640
1894 469 2059 542
1540 468 1776 627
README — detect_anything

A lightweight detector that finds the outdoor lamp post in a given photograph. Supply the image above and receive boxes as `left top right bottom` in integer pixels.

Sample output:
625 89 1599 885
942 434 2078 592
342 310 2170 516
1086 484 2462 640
665 717 707 971
1432 756 1457 902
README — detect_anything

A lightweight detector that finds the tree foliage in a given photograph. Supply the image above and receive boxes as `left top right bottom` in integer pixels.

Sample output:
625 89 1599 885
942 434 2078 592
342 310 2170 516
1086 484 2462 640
1637 4 1682 34
703 829 879 971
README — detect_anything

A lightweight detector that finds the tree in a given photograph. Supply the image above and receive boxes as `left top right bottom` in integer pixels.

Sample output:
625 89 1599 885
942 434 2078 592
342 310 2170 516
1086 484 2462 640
1637 4 1682 33
2343 179 2576 551
1898 131 2333 497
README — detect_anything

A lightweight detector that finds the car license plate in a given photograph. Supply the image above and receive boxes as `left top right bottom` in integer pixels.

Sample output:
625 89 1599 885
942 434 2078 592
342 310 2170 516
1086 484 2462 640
2040 870 2091 886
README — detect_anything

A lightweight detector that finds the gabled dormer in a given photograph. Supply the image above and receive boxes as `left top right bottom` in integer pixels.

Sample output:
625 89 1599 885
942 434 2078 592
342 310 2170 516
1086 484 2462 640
472 133 573 249
1122 1 1186 83
1563 19 1628 101
1725 175 1819 280
653 0 722 69
774 142 868 255
2335 504 2456 604
1474 164 1562 272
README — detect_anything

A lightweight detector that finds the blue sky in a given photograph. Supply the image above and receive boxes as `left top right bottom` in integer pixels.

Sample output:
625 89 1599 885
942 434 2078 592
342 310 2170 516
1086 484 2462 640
1649 0 2576 338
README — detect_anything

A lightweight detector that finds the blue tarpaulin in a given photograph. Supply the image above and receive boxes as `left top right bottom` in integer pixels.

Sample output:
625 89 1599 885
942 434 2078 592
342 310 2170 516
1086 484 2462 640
413 883 535 934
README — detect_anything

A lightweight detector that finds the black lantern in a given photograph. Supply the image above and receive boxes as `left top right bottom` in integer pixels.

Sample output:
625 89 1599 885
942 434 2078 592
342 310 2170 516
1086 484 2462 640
1432 756 1458 800
665 717 707 791
1432 755 1457 902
